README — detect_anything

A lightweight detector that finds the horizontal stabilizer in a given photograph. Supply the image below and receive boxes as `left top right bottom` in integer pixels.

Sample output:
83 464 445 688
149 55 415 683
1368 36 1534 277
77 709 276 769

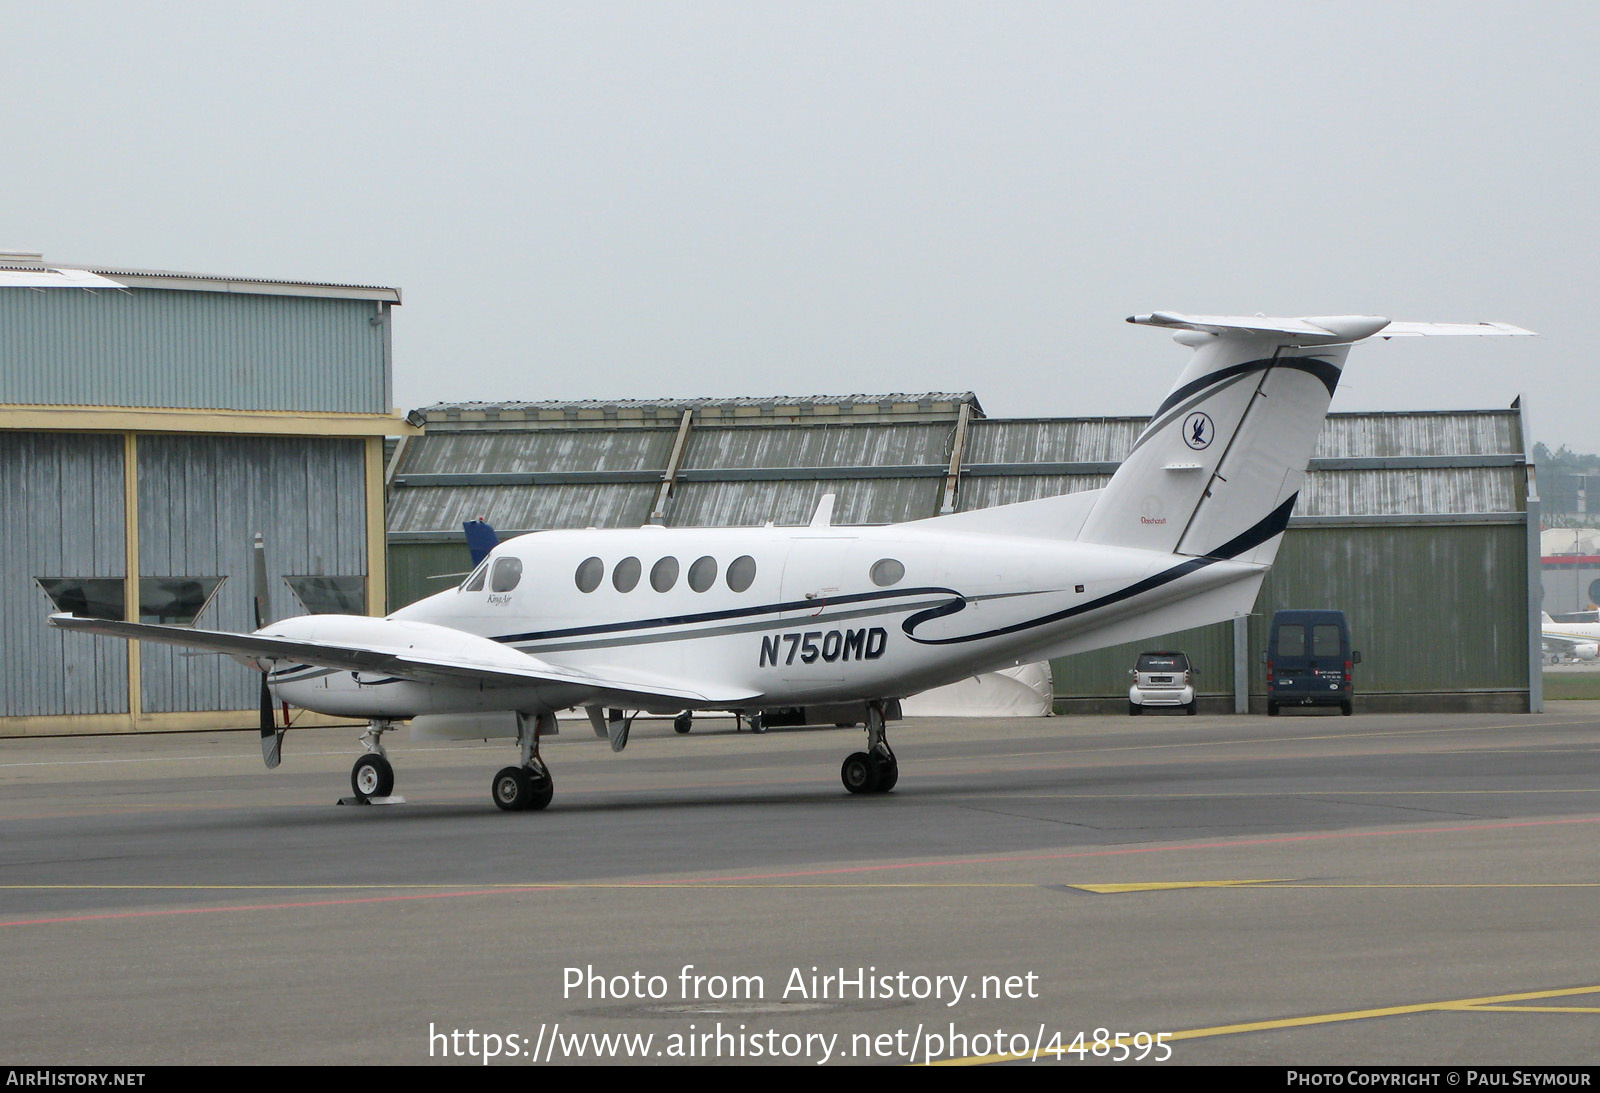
1130 313 1534 343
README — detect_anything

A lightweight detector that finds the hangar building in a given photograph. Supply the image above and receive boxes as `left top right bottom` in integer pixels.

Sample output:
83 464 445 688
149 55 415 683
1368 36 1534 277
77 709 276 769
387 395 1542 714
0 252 415 735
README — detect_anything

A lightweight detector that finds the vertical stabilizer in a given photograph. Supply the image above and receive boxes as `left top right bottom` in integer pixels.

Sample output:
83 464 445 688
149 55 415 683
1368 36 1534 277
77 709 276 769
1075 315 1379 563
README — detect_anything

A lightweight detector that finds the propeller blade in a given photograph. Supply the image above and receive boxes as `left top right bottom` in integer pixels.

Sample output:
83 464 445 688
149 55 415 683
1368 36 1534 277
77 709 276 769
259 672 282 769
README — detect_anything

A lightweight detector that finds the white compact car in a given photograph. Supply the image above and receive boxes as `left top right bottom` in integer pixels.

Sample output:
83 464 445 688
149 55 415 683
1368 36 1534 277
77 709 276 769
1128 651 1196 715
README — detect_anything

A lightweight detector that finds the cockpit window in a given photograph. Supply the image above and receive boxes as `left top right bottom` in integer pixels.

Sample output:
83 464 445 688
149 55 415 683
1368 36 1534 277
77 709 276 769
490 556 523 593
461 559 490 592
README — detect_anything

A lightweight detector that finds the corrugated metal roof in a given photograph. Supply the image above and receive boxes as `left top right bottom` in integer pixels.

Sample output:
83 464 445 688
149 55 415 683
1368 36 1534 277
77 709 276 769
400 430 676 476
415 393 982 429
965 418 1146 464
1295 467 1520 516
669 479 944 528
682 423 954 470
386 407 1526 536
36 261 402 302
388 483 659 534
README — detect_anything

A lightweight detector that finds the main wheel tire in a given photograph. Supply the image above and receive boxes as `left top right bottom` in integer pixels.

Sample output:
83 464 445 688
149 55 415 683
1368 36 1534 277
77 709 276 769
673 712 693 734
527 770 554 811
1185 699 1197 715
1340 699 1353 716
875 757 899 793
1128 701 1142 716
840 751 880 794
492 765 532 811
1268 701 1280 717
351 754 394 799
749 714 766 734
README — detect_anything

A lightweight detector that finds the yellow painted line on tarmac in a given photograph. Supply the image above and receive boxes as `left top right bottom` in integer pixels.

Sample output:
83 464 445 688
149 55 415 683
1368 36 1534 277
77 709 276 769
933 984 1600 1066
1069 879 1286 894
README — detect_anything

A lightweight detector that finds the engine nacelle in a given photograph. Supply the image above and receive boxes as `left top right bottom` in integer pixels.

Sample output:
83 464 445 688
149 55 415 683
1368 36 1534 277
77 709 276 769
1574 644 1599 662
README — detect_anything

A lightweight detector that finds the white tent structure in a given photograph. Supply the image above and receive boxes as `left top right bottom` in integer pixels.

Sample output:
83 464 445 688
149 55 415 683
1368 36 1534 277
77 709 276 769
901 662 1055 718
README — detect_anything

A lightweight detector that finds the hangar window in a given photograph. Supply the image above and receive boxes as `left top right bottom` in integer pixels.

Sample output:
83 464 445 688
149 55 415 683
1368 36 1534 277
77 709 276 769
687 555 717 593
613 556 642 593
870 558 905 587
284 576 366 616
461 559 490 592
726 555 757 593
490 557 523 593
36 577 127 621
140 576 228 624
650 556 679 592
36 576 231 626
575 556 604 593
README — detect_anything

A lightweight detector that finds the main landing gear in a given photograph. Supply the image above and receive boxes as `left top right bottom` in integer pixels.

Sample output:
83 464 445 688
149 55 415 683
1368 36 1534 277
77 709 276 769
841 701 899 795
493 711 556 812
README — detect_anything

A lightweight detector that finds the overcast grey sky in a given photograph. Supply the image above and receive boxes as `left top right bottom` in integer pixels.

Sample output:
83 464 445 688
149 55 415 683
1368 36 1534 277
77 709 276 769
5 2 1594 450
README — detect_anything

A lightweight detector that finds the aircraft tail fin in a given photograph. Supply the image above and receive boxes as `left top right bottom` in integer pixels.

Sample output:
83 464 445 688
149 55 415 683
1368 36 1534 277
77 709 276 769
1074 313 1532 566
463 519 499 566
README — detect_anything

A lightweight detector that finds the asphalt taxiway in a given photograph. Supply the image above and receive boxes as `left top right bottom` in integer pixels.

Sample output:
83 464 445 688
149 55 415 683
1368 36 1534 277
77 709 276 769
2 706 1598 1065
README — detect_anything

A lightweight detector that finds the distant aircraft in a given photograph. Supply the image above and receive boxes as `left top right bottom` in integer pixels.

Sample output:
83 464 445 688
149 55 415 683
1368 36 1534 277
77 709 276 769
51 312 1532 810
1541 611 1600 664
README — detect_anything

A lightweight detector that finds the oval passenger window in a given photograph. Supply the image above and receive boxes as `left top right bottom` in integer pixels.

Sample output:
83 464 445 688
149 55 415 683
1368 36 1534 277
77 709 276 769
870 558 905 587
726 555 757 593
650 556 679 592
490 556 523 593
613 556 641 593
687 555 717 592
574 556 603 593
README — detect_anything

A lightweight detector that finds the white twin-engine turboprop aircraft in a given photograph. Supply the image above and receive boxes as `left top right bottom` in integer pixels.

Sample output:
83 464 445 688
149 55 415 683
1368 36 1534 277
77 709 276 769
51 312 1531 810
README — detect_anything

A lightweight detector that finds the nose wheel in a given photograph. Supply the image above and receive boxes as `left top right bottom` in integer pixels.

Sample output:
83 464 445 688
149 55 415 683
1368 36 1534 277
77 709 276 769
351 753 394 799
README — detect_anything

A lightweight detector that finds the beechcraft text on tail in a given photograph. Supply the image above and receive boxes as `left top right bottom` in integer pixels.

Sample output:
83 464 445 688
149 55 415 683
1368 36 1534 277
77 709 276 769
50 312 1533 810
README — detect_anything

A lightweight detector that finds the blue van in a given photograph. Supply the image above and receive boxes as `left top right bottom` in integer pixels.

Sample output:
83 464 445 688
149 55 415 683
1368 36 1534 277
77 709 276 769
1265 610 1361 716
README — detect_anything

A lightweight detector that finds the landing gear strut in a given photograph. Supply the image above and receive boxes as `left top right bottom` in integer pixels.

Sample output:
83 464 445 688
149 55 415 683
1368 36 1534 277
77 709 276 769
841 701 898 795
350 721 397 799
493 711 555 811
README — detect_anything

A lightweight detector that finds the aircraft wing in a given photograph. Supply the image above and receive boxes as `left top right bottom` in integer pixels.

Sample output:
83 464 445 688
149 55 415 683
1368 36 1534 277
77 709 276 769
1541 631 1589 653
48 613 759 708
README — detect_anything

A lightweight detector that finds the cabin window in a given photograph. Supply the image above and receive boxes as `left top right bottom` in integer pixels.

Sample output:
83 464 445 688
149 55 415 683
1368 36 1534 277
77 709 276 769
575 556 604 593
461 559 490 592
1276 624 1306 657
613 556 641 593
650 556 679 592
726 555 757 593
490 556 523 593
870 558 905 587
687 555 717 592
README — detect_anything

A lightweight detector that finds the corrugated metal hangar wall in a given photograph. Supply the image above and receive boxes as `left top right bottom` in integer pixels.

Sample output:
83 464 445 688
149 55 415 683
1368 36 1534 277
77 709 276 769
0 254 416 735
388 398 1541 713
